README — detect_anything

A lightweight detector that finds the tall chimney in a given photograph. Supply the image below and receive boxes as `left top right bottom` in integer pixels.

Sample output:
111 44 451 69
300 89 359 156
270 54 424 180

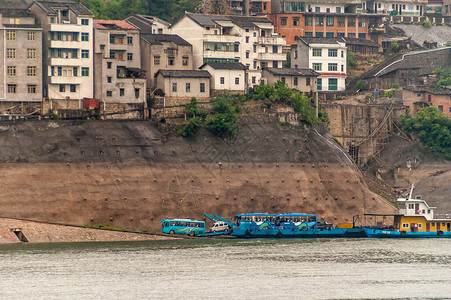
244 0 250 16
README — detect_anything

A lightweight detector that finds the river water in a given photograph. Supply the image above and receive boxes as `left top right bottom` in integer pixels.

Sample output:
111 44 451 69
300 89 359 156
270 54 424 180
1 238 450 299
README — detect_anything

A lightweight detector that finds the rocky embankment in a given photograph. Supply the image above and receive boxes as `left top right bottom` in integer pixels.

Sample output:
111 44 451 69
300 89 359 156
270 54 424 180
0 117 397 240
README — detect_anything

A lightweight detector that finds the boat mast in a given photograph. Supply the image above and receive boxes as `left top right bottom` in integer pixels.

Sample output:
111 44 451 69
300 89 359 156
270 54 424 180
408 183 415 200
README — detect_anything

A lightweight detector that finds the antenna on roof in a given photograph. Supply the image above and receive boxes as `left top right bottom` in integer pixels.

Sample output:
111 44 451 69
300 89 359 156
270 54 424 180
408 183 415 200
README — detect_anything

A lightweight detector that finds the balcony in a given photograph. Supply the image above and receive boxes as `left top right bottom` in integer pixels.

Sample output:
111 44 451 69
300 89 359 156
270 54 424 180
49 76 83 84
50 57 83 66
258 36 285 45
204 34 241 44
204 50 239 60
50 23 85 33
109 43 129 51
257 52 286 61
50 40 81 49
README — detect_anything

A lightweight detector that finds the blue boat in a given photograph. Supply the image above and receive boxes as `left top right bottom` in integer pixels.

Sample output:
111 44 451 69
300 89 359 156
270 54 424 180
228 213 366 238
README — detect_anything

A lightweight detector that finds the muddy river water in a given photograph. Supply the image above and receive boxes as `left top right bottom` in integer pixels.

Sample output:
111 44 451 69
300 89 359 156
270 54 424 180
1 238 450 299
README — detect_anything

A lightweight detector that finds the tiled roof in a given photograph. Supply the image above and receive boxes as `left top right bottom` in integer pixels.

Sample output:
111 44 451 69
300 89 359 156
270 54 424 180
155 70 211 78
0 8 34 17
135 14 170 27
297 37 346 45
125 14 170 34
185 13 272 28
344 38 380 47
34 1 93 16
94 20 137 30
375 47 451 77
361 53 403 79
141 34 191 46
200 62 247 70
265 68 319 76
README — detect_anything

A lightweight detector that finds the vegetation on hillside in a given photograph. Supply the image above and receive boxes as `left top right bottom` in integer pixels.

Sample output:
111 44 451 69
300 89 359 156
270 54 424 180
401 106 451 160
432 67 451 90
77 0 202 22
179 81 329 138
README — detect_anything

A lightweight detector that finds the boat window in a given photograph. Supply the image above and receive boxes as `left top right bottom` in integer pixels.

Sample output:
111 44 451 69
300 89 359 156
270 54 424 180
431 223 435 226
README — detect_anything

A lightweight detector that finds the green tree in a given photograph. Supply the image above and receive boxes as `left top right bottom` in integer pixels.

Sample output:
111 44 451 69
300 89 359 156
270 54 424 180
206 95 239 137
402 107 451 160
291 91 316 125
347 51 357 67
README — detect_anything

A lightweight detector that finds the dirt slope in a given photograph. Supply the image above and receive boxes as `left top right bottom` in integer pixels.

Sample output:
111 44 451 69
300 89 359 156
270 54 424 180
0 118 396 232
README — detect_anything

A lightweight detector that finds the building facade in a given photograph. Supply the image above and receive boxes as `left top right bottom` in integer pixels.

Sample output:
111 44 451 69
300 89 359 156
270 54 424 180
154 70 211 99
30 0 94 107
140 34 193 91
94 20 146 105
292 37 347 91
262 67 318 92
0 8 43 110
170 13 286 88
199 62 247 93
402 88 451 117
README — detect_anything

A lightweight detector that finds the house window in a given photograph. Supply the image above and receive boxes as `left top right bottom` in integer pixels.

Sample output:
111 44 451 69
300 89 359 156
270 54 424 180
107 62 112 69
120 88 124 96
294 77 298 85
312 63 322 71
281 18 287 26
220 77 225 84
81 67 89 76
359 18 366 27
7 66 16 77
253 45 257 53
50 16 55 23
293 18 300 26
186 83 190 92
7 84 16 93
246 36 250 43
7 49 16 59
329 78 338 90
418 223 423 228
305 32 312 37
127 37 133 45
81 33 89 41
348 18 356 27
107 76 112 83
200 82 205 93
106 90 112 97
326 32 334 38
341 65 344 72
317 78 322 90
81 19 89 25
402 223 409 228
294 50 298 59
328 49 337 57
28 32 35 41
280 77 285 84
246 52 250 58
235 78 239 85
56 32 62 41
27 85 36 94
272 46 278 53
234 44 239 52
253 61 257 69
81 50 89 58
306 78 311 86
313 48 322 56
110 51 115 58
327 17 334 26
6 30 16 40
182 56 189 66
59 85 66 93
27 49 37 59
154 56 160 65
315 32 323 38
172 83 177 92
315 16 323 26
135 88 140 98
168 57 174 66
305 16 312 26
358 33 366 39
110 35 115 44
438 105 443 112
337 17 345 27
57 67 62 76
72 32 79 41
336 7 341 13
273 61 278 68
127 53 133 61
328 63 338 71
252 76 256 84
27 66 36 76
70 85 76 92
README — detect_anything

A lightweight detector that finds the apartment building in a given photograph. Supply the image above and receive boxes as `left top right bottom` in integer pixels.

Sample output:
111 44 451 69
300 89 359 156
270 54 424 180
30 0 94 107
94 20 146 105
170 13 286 88
370 0 427 15
0 8 43 109
262 67 318 92
292 37 347 91
125 14 170 34
140 34 193 91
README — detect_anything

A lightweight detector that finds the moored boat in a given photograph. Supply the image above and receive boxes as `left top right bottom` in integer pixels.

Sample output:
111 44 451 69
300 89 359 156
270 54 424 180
364 185 451 238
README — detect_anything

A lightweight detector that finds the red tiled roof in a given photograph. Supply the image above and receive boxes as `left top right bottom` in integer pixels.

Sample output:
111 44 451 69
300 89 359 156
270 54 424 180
94 20 137 30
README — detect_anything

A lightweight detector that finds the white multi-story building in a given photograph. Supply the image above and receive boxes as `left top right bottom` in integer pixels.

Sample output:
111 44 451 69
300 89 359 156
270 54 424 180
291 37 347 92
170 13 286 88
30 0 94 106
93 20 146 105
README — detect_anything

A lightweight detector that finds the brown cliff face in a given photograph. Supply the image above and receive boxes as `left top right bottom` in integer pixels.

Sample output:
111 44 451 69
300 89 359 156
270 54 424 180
0 118 396 231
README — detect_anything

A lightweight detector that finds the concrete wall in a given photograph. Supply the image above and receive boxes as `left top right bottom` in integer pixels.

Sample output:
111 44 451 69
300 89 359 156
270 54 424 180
0 119 396 232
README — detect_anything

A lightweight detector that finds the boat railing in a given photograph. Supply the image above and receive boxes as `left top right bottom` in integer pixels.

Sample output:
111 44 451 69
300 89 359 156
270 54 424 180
433 214 450 220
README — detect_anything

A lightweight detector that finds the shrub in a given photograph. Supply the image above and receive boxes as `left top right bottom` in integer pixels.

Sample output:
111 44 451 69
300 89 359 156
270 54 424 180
391 83 399 89
347 51 357 67
206 95 239 137
357 80 366 91
179 116 203 138
422 18 432 28
389 42 399 52
292 91 316 125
